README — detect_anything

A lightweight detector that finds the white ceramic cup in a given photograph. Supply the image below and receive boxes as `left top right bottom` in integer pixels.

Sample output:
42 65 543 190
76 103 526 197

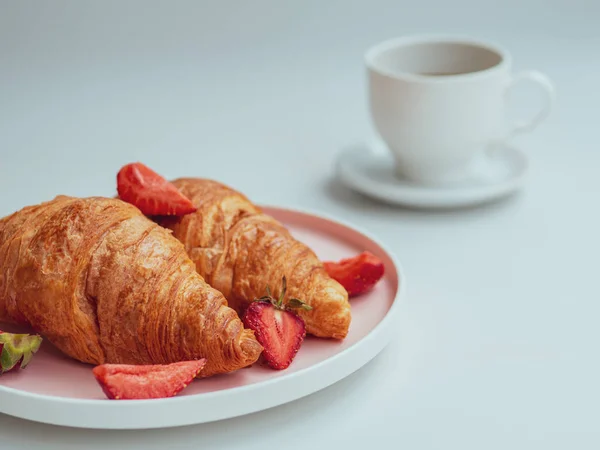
366 35 555 185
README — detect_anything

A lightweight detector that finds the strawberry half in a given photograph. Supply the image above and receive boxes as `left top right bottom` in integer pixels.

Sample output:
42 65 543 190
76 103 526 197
323 251 385 297
242 277 311 370
116 162 197 216
92 359 206 400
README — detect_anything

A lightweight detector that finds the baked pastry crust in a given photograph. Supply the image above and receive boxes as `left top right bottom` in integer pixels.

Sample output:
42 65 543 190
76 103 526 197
0 196 262 376
157 179 351 339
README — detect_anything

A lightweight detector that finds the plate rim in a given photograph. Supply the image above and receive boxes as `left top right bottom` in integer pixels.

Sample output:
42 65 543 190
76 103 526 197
0 204 407 428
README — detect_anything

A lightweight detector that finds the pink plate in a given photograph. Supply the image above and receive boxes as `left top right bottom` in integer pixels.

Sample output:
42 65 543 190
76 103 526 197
0 206 405 429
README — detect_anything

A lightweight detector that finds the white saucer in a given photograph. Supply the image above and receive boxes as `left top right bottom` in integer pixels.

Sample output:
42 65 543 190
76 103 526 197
334 142 528 209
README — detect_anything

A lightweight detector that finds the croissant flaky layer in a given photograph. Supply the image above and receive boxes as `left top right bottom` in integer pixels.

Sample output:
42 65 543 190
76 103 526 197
0 196 262 376
156 179 352 339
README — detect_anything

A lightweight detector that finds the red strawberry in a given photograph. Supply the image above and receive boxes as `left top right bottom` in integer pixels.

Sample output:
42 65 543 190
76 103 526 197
92 359 206 400
242 277 311 370
116 162 197 216
324 251 385 297
0 330 43 374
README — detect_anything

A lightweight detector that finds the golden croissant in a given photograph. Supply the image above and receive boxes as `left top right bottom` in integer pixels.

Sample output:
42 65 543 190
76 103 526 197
0 195 262 377
156 179 352 339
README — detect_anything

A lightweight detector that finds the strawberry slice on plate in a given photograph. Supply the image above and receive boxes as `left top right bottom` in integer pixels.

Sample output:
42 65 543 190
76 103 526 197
242 277 311 370
117 162 197 216
92 359 206 400
324 251 385 297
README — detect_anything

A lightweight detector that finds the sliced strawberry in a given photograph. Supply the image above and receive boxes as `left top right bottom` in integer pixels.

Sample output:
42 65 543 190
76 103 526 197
243 302 306 370
116 162 197 216
242 277 311 370
323 251 385 297
92 360 206 400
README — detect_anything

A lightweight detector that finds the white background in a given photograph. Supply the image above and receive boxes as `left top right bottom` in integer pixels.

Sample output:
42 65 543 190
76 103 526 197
1 0 599 448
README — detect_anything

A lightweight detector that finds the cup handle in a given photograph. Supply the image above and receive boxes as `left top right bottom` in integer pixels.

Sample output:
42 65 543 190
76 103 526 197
505 70 556 139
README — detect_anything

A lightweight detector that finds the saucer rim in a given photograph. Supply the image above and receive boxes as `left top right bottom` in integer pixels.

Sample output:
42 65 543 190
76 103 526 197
334 142 529 209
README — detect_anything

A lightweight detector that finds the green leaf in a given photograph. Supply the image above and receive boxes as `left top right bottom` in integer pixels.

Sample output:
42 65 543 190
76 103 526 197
287 298 313 311
1 342 19 372
0 334 42 373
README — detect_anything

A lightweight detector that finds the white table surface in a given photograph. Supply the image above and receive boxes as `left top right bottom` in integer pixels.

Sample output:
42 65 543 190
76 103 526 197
1 0 598 448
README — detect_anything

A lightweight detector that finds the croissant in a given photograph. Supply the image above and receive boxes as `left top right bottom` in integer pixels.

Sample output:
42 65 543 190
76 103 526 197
156 179 352 339
0 196 262 377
